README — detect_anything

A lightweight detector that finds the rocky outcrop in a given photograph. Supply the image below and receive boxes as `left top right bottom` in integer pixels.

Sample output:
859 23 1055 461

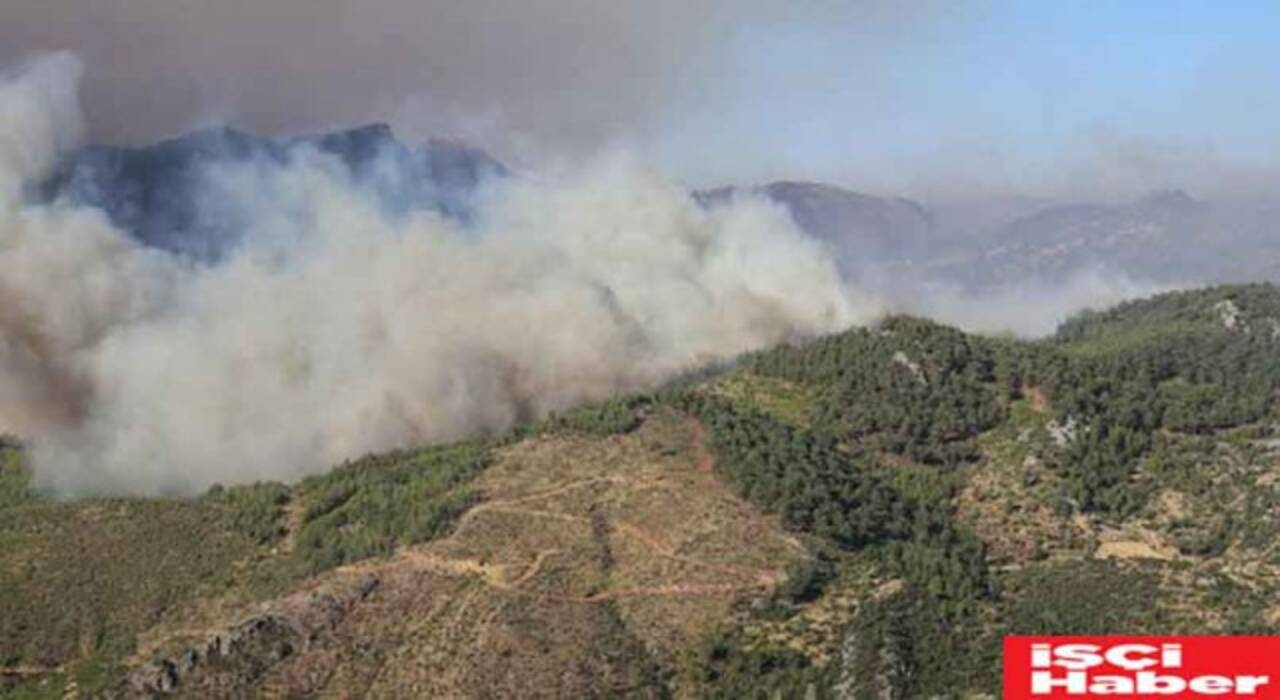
127 575 379 697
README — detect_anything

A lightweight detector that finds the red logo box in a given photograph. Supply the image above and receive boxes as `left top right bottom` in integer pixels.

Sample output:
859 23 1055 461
1004 636 1280 698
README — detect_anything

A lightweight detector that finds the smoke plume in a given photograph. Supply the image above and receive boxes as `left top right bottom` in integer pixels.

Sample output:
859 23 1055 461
884 269 1170 338
0 53 875 497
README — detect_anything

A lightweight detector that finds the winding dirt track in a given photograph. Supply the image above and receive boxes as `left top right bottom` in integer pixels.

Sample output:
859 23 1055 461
98 414 805 697
278 496 307 554
689 418 716 476
339 417 784 604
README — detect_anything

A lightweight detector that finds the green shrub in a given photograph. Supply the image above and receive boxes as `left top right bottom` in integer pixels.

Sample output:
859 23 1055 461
293 443 491 573
0 445 34 511
538 394 653 437
203 481 291 545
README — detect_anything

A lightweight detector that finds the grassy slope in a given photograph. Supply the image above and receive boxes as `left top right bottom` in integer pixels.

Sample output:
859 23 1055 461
0 442 493 698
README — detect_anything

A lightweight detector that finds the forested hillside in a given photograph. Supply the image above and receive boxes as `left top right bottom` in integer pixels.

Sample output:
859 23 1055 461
675 282 1280 696
6 284 1280 698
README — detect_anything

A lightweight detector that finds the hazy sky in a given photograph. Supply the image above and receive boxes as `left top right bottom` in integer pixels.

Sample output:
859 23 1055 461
2 0 1277 198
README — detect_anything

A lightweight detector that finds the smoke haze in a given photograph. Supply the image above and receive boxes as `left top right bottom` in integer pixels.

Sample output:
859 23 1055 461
4 2 1277 198
0 53 877 496
883 269 1168 338
0 2 950 159
0 34 1271 497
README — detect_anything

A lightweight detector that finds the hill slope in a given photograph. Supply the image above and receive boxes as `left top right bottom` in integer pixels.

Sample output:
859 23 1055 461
7 283 1280 697
707 181 1280 292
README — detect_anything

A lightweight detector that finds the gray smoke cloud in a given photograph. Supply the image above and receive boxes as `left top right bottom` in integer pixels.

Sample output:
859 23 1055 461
0 53 878 497
0 1 951 158
3 2 1275 201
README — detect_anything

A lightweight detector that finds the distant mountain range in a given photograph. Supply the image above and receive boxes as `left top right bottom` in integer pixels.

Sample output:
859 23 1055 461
41 125 1280 287
696 181 937 276
40 124 505 260
924 189 1236 288
740 182 1280 290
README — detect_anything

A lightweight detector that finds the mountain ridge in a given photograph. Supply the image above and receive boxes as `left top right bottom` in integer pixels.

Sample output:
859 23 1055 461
696 180 938 277
38 126 1280 294
39 123 507 260
5 283 1280 697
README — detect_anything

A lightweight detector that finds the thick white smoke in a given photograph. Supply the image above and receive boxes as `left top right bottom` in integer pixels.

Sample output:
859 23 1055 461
0 53 180 444
0 54 876 497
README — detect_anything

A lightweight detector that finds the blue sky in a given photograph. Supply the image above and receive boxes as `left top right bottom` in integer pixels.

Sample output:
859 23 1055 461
656 1 1280 197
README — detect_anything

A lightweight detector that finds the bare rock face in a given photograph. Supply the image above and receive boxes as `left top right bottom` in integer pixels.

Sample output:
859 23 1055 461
128 660 178 695
125 576 380 697
1214 299 1245 331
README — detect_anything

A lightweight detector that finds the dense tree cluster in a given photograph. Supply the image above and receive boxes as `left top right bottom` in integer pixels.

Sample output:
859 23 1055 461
1055 283 1280 343
534 395 653 437
203 481 292 545
843 585 1000 697
736 285 1280 517
675 393 910 549
293 443 490 572
674 390 997 696
1037 286 1280 512
675 382 996 593
0 444 32 510
686 632 830 699
749 317 1005 466
682 285 1280 696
